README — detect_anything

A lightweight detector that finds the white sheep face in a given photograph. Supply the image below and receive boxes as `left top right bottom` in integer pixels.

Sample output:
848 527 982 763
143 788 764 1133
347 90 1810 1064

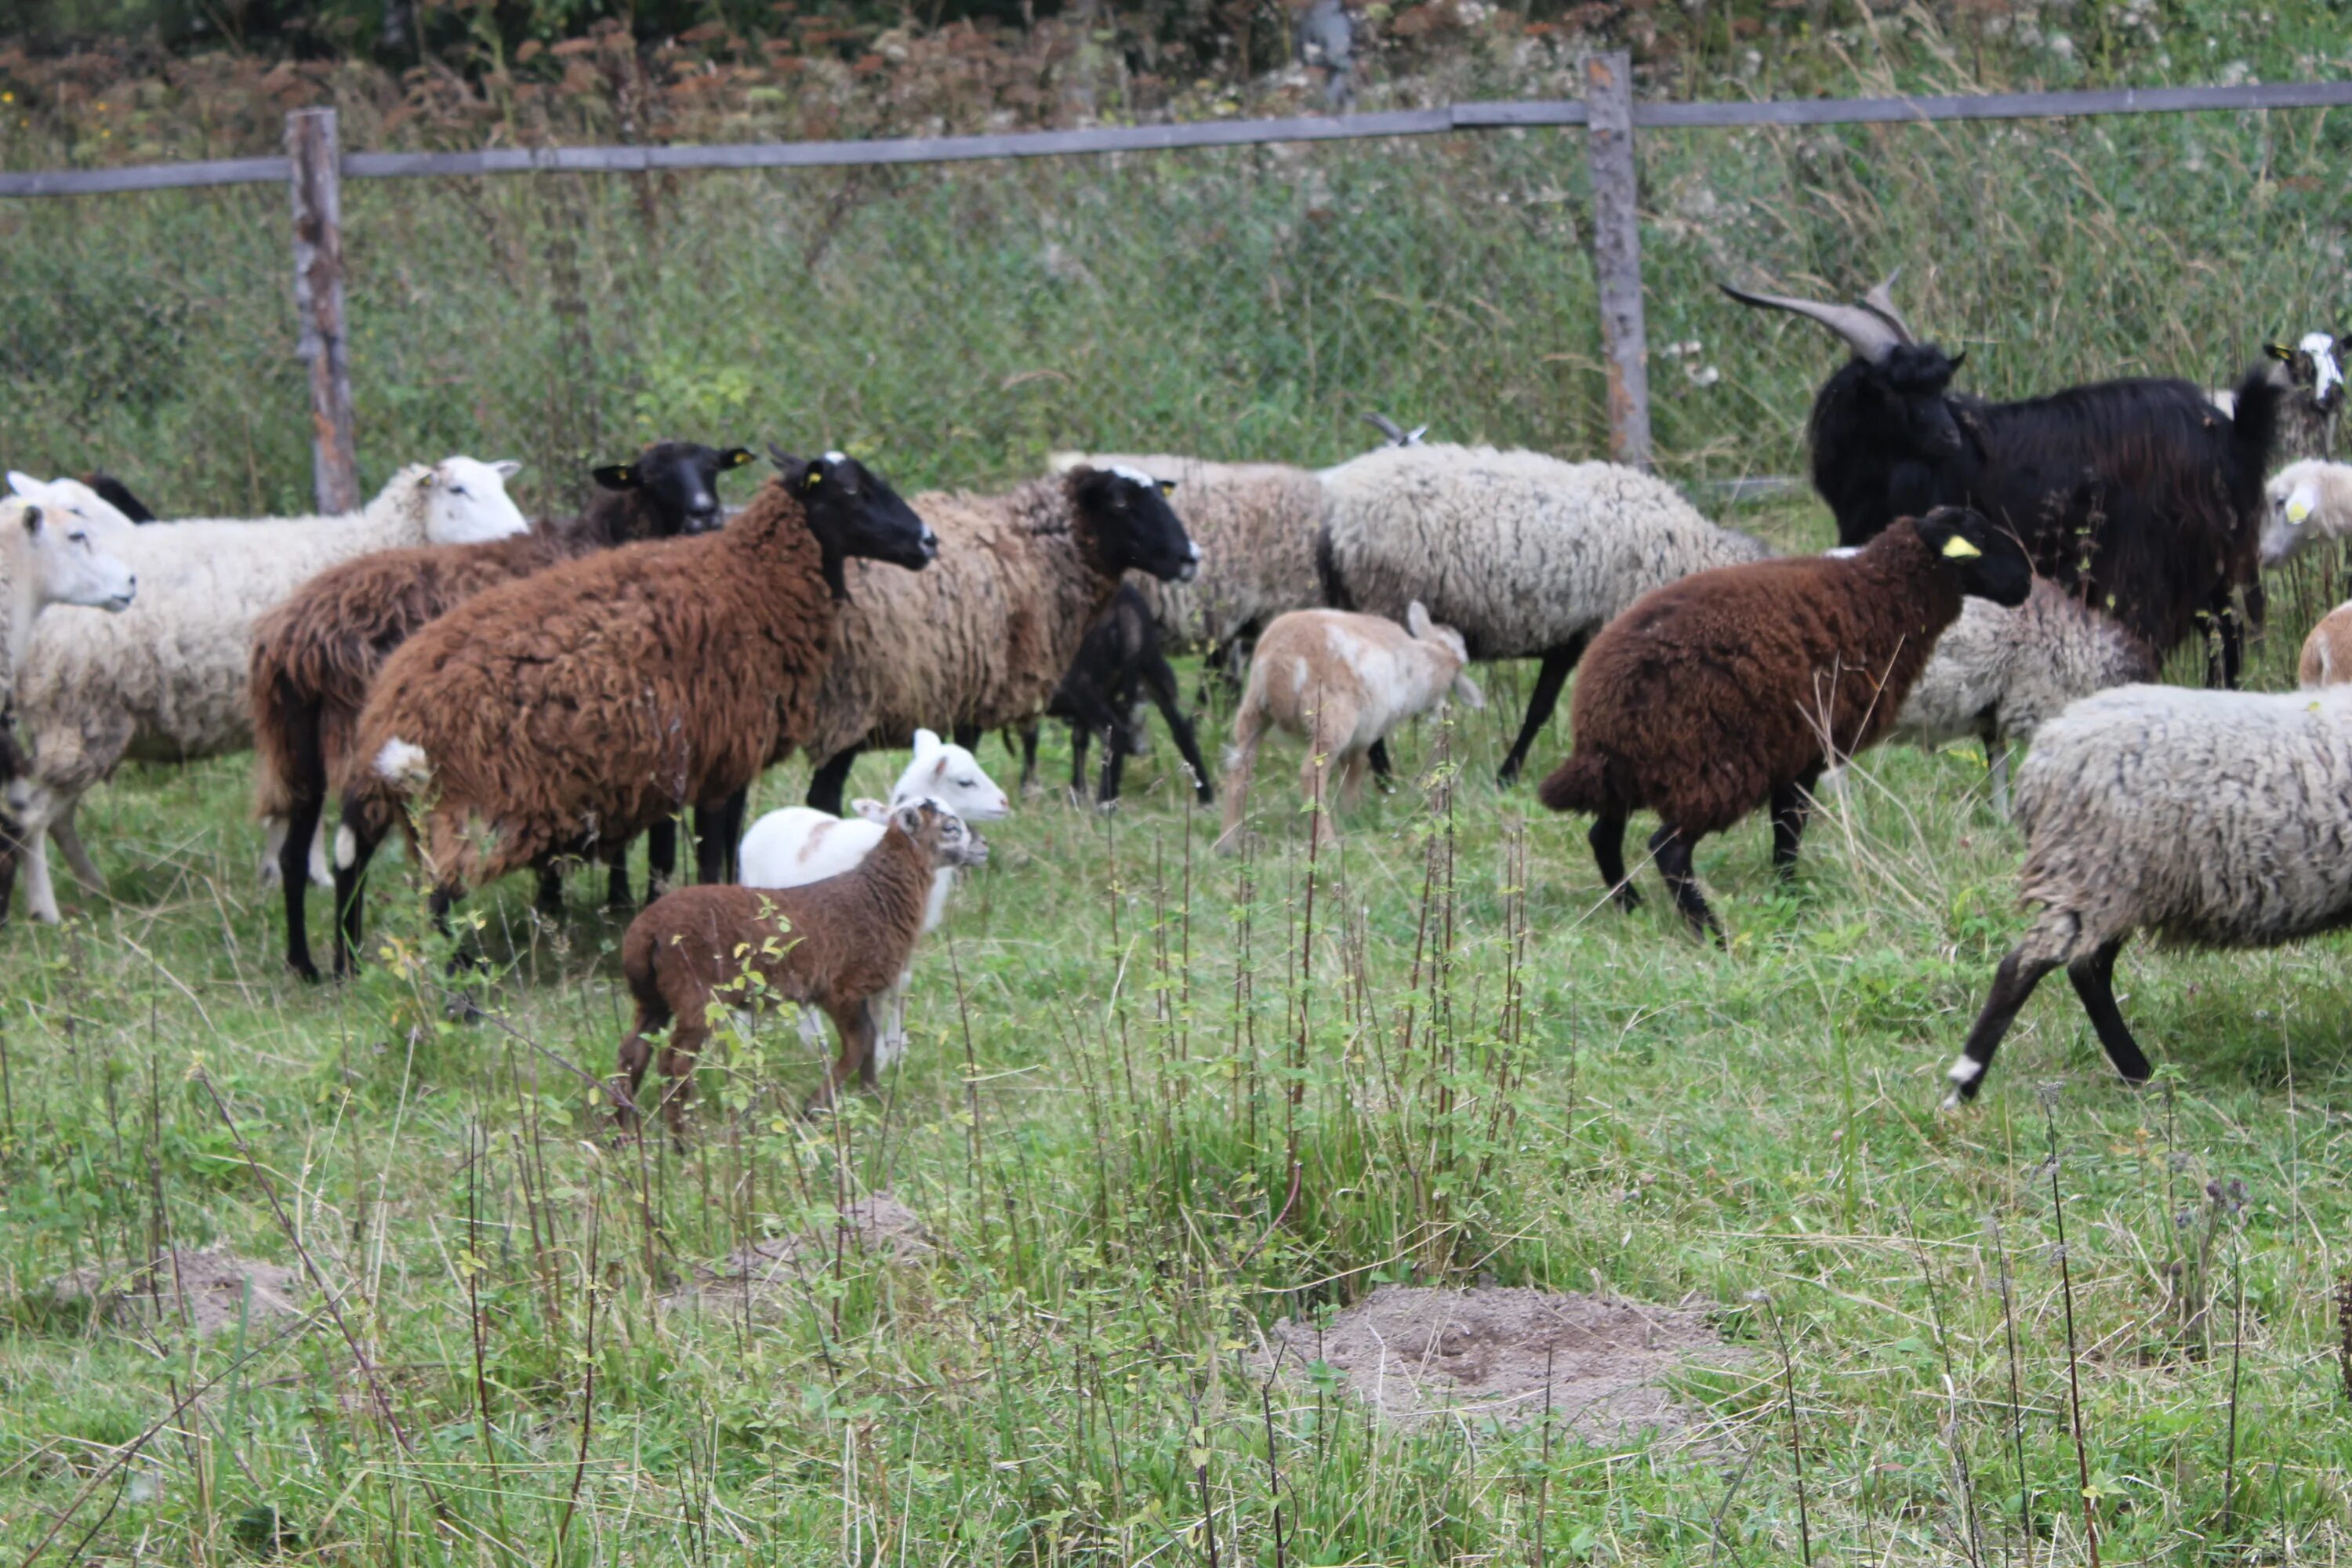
7 497 136 612
2262 460 2332 567
422 457 529 545
891 728 1013 821
5 473 140 537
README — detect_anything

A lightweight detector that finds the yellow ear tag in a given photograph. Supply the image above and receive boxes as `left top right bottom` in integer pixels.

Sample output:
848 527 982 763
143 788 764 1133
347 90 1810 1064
1940 535 1983 561
2288 497 2314 524
804 470 822 490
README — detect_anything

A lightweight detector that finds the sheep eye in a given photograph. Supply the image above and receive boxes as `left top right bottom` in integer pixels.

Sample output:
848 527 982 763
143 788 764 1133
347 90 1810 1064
450 485 469 496
67 530 87 545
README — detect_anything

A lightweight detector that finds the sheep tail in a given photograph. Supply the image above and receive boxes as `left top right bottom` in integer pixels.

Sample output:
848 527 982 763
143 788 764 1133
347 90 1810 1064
2227 361 2285 481
1534 749 1619 817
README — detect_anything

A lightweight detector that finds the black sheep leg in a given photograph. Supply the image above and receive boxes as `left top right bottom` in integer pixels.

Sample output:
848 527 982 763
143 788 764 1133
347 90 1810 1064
1768 772 1819 879
1648 824 1722 944
330 804 385 978
645 818 679 898
2065 936 2154 1086
952 724 982 750
1135 640 1215 804
1497 639 1584 788
807 748 859 816
534 862 564 918
1014 723 1042 793
1946 948 2063 1103
274 689 330 980
695 790 746 884
1588 811 1640 910
1367 739 1396 792
1069 723 1096 800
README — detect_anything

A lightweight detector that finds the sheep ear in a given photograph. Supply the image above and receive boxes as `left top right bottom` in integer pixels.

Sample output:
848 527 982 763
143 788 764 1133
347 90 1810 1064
20 503 42 535
1156 478 1178 497
1406 601 1433 637
1454 670 1486 710
850 797 890 822
591 463 638 492
912 728 941 759
2267 341 2297 364
720 447 754 470
7 471 40 500
492 459 524 480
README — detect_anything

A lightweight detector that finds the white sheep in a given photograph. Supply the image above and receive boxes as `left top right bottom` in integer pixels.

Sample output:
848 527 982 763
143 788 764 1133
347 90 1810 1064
4 458 527 924
1858 579 2156 817
1218 601 1483 852
739 728 1012 1064
1945 682 2352 1105
5 474 143 536
2258 458 2352 568
1315 443 1769 785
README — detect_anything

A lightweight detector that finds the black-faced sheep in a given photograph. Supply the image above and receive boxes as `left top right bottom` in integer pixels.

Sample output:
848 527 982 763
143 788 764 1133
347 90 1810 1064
2216 333 2345 461
329 452 937 977
3 458 529 924
1945 683 2352 1105
1012 584 1215 808
1722 275 2279 685
798 464 1199 817
615 798 988 1137
1218 601 1483 852
255 441 753 981
1315 442 1772 788
1537 507 2031 941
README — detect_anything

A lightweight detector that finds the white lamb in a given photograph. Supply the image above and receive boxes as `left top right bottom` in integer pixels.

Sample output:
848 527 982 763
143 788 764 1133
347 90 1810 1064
737 728 1013 1064
5 458 528 924
1218 601 1484 852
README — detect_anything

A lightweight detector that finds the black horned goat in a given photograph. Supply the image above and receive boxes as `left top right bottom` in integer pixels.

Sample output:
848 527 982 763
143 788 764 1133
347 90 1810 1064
1722 274 2281 685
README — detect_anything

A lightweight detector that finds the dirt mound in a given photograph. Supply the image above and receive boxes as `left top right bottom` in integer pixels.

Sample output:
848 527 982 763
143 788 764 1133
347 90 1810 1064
662 1194 935 1314
49 1248 306 1338
1258 1284 1744 1443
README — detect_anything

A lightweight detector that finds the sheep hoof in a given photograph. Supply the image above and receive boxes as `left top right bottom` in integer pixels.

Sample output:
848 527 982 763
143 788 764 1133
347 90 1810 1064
288 957 323 985
1610 884 1643 913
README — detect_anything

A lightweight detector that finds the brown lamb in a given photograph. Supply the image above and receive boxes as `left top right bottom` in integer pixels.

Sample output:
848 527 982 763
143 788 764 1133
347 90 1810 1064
254 445 748 980
329 454 935 977
614 799 988 1135
1536 507 2031 941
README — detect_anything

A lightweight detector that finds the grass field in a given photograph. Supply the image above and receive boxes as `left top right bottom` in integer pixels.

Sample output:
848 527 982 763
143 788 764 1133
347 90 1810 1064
2 484 2349 1566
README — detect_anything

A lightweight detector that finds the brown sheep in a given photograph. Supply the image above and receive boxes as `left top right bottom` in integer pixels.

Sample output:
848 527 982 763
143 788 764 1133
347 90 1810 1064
255 441 752 981
614 798 988 1137
1536 508 2031 941
798 464 1200 815
328 451 936 978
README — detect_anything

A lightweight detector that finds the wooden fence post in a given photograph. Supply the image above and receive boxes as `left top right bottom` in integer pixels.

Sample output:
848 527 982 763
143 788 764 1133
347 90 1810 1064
1582 50 1652 472
287 107 359 514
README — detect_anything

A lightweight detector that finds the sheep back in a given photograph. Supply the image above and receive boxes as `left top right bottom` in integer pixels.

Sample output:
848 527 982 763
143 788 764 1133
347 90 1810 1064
1893 580 2154 751
1539 526 1959 835
1060 454 1327 650
345 479 834 888
2009 684 2352 957
802 477 1117 762
1316 444 1768 659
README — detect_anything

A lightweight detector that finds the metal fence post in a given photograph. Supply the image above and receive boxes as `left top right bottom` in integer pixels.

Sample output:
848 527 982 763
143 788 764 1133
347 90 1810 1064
1582 50 1652 472
287 107 359 513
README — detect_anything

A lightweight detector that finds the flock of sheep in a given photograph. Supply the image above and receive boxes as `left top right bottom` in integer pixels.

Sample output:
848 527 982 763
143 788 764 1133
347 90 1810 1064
5 274 2352 1126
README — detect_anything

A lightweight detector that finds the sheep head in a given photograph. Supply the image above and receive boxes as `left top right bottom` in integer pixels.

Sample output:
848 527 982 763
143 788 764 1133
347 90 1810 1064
770 447 936 604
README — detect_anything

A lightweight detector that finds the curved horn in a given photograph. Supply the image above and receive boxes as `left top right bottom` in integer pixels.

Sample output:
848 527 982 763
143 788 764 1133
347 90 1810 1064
1858 270 1916 344
1719 281 1906 365
1363 411 1408 444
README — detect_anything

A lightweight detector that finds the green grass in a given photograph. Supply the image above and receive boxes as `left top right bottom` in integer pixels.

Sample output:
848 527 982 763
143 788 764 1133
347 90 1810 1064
2 532 2349 1562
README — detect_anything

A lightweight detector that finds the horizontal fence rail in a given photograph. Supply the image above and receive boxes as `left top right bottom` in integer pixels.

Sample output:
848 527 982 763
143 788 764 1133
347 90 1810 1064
3 77 2347 198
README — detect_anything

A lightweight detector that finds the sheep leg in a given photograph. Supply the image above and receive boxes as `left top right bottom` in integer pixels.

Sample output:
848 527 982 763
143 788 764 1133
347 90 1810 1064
1986 743 2013 820
1588 812 1641 910
1338 750 1370 810
1367 738 1396 793
2064 936 2154 1087
806 749 859 817
1069 721 1096 802
534 862 564 918
330 804 384 978
612 1010 664 1132
1648 825 1721 945
279 731 332 978
1497 639 1584 788
1944 948 2062 1106
1099 724 1131 807
51 800 104 892
429 885 486 982
658 1016 707 1149
874 969 913 1069
695 790 746 884
1216 702 1264 853
952 724 981 750
1138 641 1215 804
1301 728 1345 851
0 806 20 924
644 819 678 901
20 829 61 925
1768 776 1816 880
808 996 880 1109
1015 722 1042 795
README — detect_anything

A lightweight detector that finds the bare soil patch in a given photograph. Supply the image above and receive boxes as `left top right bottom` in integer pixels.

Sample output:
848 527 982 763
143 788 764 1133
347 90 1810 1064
49 1248 306 1338
662 1193 936 1314
1258 1284 1745 1443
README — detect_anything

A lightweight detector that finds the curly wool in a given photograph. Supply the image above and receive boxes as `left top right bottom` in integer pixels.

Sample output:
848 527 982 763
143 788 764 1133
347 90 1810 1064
802 474 1127 763
1888 579 2155 755
1053 453 1327 652
13 464 507 802
2004 684 2352 961
1315 444 1769 659
343 477 838 892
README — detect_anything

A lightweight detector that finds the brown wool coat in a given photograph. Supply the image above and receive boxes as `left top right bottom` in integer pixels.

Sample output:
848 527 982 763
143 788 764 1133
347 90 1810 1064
341 477 837 891
249 490 682 821
1538 524 1963 837
802 475 1129 762
615 813 938 1122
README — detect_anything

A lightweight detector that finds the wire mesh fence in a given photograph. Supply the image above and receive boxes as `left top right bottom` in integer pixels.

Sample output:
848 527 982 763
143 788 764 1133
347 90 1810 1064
3 95 2351 680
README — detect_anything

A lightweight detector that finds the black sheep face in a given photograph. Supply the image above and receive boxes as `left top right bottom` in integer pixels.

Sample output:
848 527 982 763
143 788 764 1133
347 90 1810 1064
1867 343 1966 459
2267 332 2347 414
771 447 938 600
1912 506 2031 608
593 441 753 535
1069 465 1200 583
